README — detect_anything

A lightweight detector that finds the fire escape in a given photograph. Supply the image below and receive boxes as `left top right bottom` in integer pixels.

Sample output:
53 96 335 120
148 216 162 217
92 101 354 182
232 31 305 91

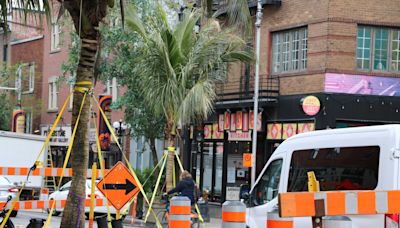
211 0 282 108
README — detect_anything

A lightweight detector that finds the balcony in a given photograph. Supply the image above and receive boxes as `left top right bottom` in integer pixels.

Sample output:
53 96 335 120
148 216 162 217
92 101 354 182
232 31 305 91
215 74 279 108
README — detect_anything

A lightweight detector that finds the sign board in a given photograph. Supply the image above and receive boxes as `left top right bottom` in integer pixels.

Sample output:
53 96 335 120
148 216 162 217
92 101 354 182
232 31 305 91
97 161 139 210
243 153 252 167
228 131 251 141
226 187 240 201
300 95 321 116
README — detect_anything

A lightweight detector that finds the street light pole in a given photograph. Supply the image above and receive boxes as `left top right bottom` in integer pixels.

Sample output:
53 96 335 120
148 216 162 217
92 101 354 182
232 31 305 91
251 0 263 187
113 119 129 163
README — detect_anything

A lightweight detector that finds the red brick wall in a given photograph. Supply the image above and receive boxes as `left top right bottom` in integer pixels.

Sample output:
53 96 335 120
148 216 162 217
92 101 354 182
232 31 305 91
225 0 400 96
11 38 44 132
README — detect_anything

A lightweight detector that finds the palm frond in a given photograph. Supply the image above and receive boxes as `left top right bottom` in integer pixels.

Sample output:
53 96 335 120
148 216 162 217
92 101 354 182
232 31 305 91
125 5 147 39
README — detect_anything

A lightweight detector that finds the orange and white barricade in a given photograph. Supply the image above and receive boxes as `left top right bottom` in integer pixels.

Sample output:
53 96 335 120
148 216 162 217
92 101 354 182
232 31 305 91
169 196 191 228
221 200 246 228
0 166 108 178
0 198 108 210
279 190 400 217
267 211 293 228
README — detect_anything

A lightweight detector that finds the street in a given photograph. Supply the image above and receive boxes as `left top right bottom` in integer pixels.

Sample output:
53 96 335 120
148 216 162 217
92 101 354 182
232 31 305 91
8 210 146 228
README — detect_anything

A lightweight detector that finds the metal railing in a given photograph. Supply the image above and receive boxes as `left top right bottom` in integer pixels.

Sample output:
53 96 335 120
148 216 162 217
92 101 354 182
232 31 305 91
215 74 279 102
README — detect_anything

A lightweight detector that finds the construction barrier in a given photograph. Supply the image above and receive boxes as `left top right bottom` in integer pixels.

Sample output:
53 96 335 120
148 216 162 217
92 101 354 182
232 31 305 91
169 196 191 228
0 166 109 177
0 198 108 210
221 200 246 228
279 190 400 218
267 212 293 228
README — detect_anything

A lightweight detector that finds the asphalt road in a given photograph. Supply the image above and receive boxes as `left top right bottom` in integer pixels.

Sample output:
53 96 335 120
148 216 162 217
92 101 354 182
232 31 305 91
4 210 147 228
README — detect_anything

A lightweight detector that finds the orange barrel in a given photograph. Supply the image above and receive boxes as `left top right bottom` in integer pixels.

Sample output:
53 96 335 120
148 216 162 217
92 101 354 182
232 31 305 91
267 212 293 228
169 196 191 228
221 200 246 228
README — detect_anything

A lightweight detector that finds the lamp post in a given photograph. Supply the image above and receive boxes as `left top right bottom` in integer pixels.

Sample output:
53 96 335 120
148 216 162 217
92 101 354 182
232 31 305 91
251 0 263 187
113 119 129 162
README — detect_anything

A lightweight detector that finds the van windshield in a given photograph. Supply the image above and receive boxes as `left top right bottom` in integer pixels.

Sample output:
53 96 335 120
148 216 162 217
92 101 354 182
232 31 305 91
288 146 379 192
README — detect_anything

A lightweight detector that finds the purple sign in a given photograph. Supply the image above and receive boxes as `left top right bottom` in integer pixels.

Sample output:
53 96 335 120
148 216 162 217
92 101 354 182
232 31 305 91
325 73 400 96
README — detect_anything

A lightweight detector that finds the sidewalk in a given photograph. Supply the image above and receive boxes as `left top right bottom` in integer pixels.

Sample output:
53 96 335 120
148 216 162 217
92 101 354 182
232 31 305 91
123 216 222 227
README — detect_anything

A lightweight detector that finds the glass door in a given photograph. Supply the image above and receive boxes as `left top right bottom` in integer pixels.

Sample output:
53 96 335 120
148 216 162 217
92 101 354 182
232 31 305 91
194 141 224 202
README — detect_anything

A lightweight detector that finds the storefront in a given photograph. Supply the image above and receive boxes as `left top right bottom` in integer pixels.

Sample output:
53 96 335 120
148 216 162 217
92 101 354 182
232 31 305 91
186 90 400 203
188 110 266 202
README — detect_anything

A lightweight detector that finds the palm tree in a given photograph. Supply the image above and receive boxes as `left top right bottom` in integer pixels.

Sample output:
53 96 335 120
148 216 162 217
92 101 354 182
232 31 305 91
126 5 253 191
0 0 122 227
58 1 125 226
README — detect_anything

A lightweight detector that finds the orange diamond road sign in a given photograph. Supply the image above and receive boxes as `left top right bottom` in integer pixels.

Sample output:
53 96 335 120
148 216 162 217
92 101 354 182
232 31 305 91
97 161 139 210
243 153 252 168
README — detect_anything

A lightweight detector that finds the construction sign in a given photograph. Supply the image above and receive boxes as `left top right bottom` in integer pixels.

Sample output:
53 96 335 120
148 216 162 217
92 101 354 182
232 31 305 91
243 153 252 168
97 162 139 210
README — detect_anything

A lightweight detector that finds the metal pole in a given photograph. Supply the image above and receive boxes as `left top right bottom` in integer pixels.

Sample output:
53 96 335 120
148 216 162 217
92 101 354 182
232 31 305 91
251 0 263 187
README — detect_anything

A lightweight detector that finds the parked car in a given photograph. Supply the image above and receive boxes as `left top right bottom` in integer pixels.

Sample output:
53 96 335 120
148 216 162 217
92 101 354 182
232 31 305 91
47 179 128 218
0 176 19 217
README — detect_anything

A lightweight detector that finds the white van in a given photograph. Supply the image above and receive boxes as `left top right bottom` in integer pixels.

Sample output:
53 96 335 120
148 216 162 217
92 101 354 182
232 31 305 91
245 124 400 228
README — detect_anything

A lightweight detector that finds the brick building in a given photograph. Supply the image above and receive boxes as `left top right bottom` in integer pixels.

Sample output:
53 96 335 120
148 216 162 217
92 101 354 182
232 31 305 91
187 0 400 203
8 6 128 169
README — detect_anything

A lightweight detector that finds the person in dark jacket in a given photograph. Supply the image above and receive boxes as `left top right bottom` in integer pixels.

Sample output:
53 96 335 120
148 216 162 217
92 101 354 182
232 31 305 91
164 170 195 204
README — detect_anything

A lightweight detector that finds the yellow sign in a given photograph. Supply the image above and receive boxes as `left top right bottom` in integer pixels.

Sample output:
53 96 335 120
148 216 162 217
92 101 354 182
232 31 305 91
243 153 252 168
301 96 321 116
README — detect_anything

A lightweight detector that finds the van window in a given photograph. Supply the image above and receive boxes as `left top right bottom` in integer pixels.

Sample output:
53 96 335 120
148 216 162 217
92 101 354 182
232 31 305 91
252 159 283 206
288 146 379 192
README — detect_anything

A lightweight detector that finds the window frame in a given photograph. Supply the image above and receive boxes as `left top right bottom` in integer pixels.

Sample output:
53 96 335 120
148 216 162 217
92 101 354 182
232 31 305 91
272 27 308 74
357 25 400 72
250 158 283 207
105 77 119 102
28 63 34 92
48 77 59 111
51 22 61 52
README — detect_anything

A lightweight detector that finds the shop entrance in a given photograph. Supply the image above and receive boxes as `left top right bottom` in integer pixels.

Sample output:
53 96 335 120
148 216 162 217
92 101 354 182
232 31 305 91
195 142 223 202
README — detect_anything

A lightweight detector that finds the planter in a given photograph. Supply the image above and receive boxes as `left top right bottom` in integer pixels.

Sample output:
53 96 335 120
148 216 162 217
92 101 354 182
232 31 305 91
143 201 167 224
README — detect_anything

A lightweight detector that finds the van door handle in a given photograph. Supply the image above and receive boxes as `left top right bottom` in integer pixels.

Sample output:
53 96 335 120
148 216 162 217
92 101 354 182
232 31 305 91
271 204 279 212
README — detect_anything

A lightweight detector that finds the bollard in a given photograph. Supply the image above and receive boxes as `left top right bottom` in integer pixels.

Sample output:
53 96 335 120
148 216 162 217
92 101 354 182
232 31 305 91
221 200 246 228
169 196 191 228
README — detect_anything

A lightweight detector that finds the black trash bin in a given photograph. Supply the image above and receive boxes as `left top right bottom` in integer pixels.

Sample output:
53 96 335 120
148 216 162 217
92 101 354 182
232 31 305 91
96 215 109 228
111 218 124 228
26 218 45 228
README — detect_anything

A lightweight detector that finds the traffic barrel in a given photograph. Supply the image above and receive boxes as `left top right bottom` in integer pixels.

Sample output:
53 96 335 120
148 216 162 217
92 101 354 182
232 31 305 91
169 196 191 228
221 200 246 228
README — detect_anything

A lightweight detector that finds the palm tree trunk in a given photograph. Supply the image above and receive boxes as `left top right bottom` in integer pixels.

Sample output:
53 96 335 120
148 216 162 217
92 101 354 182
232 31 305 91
165 120 176 191
60 38 98 228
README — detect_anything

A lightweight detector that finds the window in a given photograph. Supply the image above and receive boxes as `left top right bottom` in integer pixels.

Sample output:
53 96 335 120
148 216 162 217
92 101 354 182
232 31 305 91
272 27 308 73
252 159 283 206
48 78 58 110
28 63 34 92
288 146 379 192
105 77 119 101
69 85 73 110
357 26 400 72
51 22 61 51
25 111 32 134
